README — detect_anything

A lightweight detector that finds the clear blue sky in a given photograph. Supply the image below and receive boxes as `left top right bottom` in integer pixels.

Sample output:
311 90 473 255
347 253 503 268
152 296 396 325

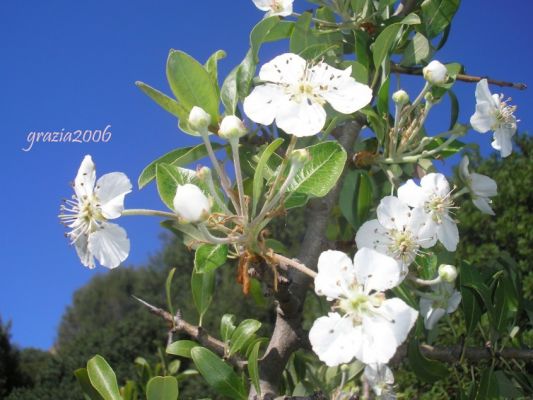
0 1 531 350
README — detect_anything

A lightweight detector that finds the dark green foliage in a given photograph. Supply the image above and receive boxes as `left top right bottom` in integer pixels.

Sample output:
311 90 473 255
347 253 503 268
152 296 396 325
0 319 27 398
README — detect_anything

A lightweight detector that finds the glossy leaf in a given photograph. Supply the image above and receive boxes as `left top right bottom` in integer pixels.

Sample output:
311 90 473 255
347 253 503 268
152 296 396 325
166 50 219 123
220 314 237 342
136 81 189 121
407 340 448 383
421 0 461 38
339 170 373 229
121 380 138 400
190 347 247 400
477 366 499 399
247 341 262 397
86 355 122 400
285 141 347 203
194 244 228 273
166 340 200 358
250 16 281 63
401 32 431 66
204 49 227 95
228 319 262 357
165 267 176 320
372 14 420 68
459 262 484 336
191 269 216 325
146 376 179 400
74 368 104 400
138 143 222 189
252 138 284 216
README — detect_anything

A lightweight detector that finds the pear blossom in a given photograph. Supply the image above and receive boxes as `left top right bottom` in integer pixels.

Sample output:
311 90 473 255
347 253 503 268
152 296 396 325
398 173 459 252
309 248 418 366
364 364 395 398
252 0 293 17
438 264 458 283
459 155 497 215
419 282 461 330
218 115 247 139
243 53 372 137
355 196 436 270
188 106 211 132
470 79 517 157
423 60 448 85
173 183 211 223
59 155 131 269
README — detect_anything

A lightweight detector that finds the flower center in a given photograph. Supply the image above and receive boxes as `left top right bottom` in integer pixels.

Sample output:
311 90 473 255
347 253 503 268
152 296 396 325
270 0 283 11
389 230 418 261
425 194 454 224
494 96 517 130
59 193 105 242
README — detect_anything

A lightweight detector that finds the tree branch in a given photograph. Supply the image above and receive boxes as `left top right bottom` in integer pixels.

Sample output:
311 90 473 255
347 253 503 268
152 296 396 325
132 295 246 369
391 64 527 90
251 118 365 399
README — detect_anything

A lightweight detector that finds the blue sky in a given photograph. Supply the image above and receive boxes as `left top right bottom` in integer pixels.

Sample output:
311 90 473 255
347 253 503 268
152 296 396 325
0 1 531 350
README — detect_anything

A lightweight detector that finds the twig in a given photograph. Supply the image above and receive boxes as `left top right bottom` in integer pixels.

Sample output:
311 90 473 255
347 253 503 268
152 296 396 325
391 64 527 90
132 295 246 369
270 253 318 279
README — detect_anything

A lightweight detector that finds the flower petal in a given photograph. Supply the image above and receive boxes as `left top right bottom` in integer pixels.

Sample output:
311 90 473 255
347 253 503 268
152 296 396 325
315 250 356 300
475 79 497 107
407 207 437 249
492 125 515 158
470 101 496 133
275 96 327 137
470 173 497 197
354 247 403 293
446 290 462 313
397 179 426 208
88 223 130 269
309 313 361 367
420 173 450 198
74 155 96 199
423 306 446 330
436 217 459 252
73 234 96 269
472 197 495 215
243 84 285 126
259 53 305 85
95 172 132 219
355 219 390 255
459 155 471 183
377 196 411 230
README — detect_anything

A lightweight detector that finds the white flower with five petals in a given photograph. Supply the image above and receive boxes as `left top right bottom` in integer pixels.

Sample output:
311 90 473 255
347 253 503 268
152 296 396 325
59 155 131 269
252 0 293 17
470 79 517 158
243 53 372 137
459 155 497 215
419 282 461 330
309 248 418 366
398 173 459 252
356 196 436 270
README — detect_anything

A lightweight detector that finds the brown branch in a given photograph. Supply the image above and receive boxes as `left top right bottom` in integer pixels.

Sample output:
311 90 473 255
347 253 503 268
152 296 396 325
251 118 365 399
132 295 246 370
270 252 318 279
391 64 527 90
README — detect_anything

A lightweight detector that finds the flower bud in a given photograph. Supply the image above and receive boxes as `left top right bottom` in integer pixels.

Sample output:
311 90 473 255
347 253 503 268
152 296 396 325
290 148 311 165
188 106 211 132
196 166 211 181
218 115 247 140
438 264 458 283
423 60 448 85
173 183 211 223
392 89 409 105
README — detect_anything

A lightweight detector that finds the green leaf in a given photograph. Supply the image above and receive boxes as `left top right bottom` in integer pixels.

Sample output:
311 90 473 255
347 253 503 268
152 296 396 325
136 81 189 121
250 16 281 63
228 319 262 357
122 380 138 400
286 141 347 201
194 244 228 273
247 341 262 397
191 269 216 325
493 275 519 333
459 262 484 336
401 32 431 66
407 340 448 383
263 21 294 42
190 347 247 400
166 340 200 358
477 366 499 399
372 14 420 68
425 137 465 158
166 50 219 123
86 355 122 400
339 170 373 229
146 376 179 400
376 76 390 116
165 267 176 319
220 314 237 342
290 12 321 55
421 0 460 38
138 143 222 189
74 368 104 400
204 49 227 95
252 138 284 216
448 90 459 130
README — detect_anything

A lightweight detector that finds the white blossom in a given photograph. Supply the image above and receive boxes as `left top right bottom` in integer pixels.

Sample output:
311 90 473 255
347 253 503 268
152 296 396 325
398 173 459 252
423 60 448 85
438 264 458 283
252 0 293 17
243 53 372 137
364 363 396 398
356 196 436 270
188 106 211 132
459 155 497 215
470 79 517 157
419 282 461 330
309 248 418 366
173 183 211 223
218 115 247 139
59 155 131 269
